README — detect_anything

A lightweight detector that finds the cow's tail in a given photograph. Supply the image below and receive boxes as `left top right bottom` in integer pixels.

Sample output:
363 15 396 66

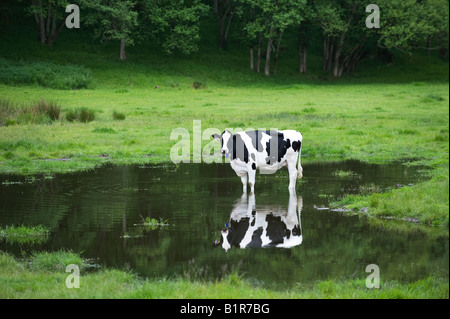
297 134 303 179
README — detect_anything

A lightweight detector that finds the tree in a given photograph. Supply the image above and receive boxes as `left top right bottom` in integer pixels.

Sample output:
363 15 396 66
81 0 138 60
214 0 238 50
296 3 314 73
144 0 209 55
26 0 69 46
376 0 449 59
314 0 377 77
238 0 306 76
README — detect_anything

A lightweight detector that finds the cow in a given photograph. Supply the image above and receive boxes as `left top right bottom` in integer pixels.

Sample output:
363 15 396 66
214 192 303 251
212 129 303 193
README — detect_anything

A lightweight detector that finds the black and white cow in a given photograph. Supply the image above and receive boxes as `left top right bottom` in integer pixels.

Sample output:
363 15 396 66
214 192 303 251
212 130 303 193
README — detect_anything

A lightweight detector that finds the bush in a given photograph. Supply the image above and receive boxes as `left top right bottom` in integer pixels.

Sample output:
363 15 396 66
0 58 92 90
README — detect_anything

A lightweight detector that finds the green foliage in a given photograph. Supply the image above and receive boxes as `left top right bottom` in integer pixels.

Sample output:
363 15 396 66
377 0 449 52
0 59 92 89
80 0 138 45
144 0 209 54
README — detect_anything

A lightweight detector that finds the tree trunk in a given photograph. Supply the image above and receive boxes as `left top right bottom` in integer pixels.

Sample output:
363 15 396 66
249 47 254 71
48 19 65 46
273 30 283 75
439 47 447 60
323 37 328 71
119 39 127 60
256 32 262 73
299 45 307 73
264 27 274 77
224 8 235 47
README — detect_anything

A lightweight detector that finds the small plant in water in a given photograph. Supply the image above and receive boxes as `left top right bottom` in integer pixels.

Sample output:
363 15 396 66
0 225 50 245
332 170 359 178
136 216 169 230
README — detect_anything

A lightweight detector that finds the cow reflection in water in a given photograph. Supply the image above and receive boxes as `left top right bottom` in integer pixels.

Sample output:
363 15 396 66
215 191 302 251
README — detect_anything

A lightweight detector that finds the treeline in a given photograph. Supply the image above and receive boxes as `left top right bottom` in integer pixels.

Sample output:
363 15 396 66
4 0 450 77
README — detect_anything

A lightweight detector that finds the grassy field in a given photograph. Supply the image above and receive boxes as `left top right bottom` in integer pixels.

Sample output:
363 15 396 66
0 20 449 299
0 251 447 299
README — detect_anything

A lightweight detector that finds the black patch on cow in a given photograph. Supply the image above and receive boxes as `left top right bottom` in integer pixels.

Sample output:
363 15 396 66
227 217 250 248
265 131 291 164
229 134 249 163
251 163 256 170
247 227 263 248
292 140 301 152
251 153 256 161
265 214 288 245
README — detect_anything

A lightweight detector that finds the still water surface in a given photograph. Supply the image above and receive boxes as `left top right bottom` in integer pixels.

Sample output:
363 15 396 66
0 160 448 287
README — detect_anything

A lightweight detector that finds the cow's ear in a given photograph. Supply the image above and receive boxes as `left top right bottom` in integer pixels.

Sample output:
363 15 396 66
212 134 221 142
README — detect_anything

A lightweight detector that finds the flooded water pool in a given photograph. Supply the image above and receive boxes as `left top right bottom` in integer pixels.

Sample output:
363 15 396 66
0 160 448 288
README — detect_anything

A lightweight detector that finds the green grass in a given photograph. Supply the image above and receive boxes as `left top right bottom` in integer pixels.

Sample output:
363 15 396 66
0 225 50 245
0 98 61 126
331 168 449 226
0 58 92 89
0 251 447 299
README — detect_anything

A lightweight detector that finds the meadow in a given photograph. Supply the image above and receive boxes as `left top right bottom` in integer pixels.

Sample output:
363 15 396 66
0 250 448 299
0 20 448 299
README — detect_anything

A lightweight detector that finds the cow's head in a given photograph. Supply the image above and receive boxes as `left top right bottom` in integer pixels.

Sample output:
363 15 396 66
212 130 233 155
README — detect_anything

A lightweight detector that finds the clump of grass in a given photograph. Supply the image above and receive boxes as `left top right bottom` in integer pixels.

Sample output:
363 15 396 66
358 183 383 195
32 99 61 121
93 127 116 134
193 81 206 89
65 107 96 123
332 170 359 178
422 93 444 102
302 107 317 113
0 98 61 126
0 225 50 244
398 129 418 135
112 110 126 120
136 216 169 230
29 250 85 272
0 58 92 89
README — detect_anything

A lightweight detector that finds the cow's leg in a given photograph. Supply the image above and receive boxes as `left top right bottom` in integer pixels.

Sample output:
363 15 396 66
240 174 248 193
287 157 298 190
297 149 303 179
247 168 256 194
